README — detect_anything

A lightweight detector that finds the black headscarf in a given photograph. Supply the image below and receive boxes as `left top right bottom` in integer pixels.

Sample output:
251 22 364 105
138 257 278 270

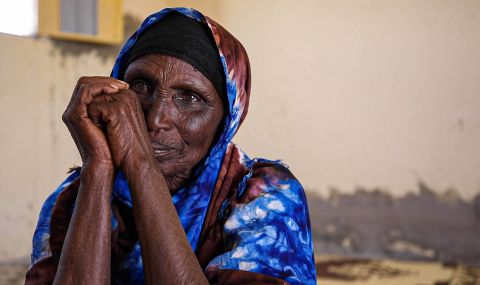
123 12 226 98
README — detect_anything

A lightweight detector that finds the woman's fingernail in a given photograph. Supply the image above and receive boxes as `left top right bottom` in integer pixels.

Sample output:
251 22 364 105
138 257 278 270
109 84 119 89
116 79 128 86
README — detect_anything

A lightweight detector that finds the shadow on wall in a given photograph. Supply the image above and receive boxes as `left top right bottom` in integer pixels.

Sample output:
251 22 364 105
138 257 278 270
306 182 480 265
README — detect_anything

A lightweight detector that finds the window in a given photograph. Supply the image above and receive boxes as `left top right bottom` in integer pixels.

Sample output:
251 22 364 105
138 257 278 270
60 0 98 35
38 0 123 44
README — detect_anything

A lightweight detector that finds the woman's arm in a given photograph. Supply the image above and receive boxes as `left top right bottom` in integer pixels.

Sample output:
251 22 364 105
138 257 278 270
53 163 114 285
54 77 128 285
87 89 209 285
127 161 209 285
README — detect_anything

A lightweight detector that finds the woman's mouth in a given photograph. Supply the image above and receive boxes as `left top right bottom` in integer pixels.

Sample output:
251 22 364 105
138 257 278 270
152 143 180 159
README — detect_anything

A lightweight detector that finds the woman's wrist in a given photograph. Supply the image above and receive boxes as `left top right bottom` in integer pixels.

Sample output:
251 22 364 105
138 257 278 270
80 160 115 193
82 158 114 172
122 155 162 182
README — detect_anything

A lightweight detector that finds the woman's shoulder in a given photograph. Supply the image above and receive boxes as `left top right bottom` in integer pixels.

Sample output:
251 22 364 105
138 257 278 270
213 143 310 233
206 146 317 284
233 145 305 205
226 146 311 233
231 154 308 223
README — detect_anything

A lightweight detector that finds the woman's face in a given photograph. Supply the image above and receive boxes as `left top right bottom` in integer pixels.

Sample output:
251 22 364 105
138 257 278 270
124 54 225 191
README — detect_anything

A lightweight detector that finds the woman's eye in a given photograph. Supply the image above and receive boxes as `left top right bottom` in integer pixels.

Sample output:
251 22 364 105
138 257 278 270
173 92 201 103
131 79 150 94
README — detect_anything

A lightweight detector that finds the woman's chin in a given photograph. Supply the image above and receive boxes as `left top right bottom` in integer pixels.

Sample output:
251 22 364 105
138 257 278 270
164 175 189 194
153 160 191 191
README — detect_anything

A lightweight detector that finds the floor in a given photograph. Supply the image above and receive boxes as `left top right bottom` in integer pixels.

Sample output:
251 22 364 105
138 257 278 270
2 256 478 285
316 256 480 285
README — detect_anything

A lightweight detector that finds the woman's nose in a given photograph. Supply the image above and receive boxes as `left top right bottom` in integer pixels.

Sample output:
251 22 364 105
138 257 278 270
145 99 175 132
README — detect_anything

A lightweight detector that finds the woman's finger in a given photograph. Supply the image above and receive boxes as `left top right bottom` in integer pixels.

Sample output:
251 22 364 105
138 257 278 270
87 92 128 124
67 77 128 111
66 82 120 114
70 77 127 105
77 76 128 88
87 100 112 129
87 90 142 130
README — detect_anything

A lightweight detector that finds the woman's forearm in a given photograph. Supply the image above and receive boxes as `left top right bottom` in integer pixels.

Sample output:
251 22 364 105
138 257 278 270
126 162 209 285
53 162 114 285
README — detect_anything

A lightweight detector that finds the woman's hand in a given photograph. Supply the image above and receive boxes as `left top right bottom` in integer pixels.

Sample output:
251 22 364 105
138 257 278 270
62 76 129 167
85 79 209 285
53 76 128 285
86 87 157 176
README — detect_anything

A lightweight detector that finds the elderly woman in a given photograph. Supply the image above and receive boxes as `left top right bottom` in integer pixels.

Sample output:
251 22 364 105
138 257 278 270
26 8 316 285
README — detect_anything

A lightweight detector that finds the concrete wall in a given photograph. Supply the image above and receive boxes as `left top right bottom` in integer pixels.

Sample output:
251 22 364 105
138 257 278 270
0 0 479 263
0 34 115 261
223 0 480 198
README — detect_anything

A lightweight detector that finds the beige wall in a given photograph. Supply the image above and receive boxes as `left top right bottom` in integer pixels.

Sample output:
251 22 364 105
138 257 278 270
0 0 479 262
223 0 480 198
0 34 113 261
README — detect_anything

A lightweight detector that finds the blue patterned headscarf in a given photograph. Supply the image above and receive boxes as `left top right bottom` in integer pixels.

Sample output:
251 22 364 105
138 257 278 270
30 8 316 285
109 7 250 251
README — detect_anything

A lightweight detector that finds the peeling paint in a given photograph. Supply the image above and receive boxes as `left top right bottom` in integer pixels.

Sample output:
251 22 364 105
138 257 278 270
306 182 480 265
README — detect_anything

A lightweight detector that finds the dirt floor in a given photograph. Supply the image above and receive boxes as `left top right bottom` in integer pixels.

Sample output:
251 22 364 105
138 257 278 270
3 256 479 285
316 256 480 285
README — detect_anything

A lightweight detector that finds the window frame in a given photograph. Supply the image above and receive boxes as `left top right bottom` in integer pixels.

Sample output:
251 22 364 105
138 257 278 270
38 0 123 45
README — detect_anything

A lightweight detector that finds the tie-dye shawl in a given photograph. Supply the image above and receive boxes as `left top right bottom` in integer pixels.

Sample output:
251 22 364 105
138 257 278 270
29 8 316 285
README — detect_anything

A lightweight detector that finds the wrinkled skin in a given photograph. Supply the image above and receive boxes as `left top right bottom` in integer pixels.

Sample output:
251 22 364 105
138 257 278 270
55 54 223 285
122 54 224 190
